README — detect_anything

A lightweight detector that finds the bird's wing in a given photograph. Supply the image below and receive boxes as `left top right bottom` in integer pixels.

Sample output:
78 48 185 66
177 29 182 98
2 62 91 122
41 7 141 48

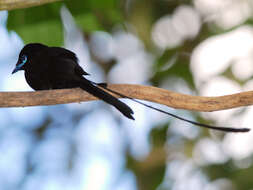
49 47 78 62
41 47 88 83
48 47 90 76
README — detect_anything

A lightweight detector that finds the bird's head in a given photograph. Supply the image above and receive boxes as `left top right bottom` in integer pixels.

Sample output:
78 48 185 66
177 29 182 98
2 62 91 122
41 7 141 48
12 43 48 74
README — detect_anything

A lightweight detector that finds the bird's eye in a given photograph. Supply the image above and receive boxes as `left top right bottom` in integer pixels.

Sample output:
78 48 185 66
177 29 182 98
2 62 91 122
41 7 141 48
17 54 28 68
20 55 27 64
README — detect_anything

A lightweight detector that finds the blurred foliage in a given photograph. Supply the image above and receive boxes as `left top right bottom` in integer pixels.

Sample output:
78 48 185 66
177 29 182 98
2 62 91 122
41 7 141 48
151 48 195 88
203 160 253 190
5 0 253 190
7 2 63 46
7 0 124 45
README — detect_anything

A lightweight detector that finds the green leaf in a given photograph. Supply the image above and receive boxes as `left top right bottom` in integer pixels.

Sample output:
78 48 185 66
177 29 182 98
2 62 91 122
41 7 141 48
13 20 63 46
7 2 63 46
75 13 103 32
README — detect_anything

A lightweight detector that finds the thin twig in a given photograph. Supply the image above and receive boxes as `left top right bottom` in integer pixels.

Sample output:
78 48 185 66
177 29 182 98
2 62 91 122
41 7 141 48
0 0 61 10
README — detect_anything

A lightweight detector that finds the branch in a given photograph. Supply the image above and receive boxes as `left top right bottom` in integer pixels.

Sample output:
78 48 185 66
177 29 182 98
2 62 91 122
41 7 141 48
0 0 61 11
1 84 253 112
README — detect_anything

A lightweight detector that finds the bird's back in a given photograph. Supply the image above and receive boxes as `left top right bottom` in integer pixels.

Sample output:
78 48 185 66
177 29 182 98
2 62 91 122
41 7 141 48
25 46 88 90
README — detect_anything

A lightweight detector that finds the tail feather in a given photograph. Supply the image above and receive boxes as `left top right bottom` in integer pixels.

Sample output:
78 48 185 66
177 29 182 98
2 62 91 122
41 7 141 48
79 78 134 120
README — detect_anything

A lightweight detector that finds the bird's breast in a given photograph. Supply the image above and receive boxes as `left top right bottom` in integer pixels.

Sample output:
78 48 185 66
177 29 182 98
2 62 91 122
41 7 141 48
24 70 51 90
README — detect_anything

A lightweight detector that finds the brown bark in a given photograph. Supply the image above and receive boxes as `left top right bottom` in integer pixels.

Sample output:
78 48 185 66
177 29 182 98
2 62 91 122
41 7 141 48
1 84 252 112
0 0 61 10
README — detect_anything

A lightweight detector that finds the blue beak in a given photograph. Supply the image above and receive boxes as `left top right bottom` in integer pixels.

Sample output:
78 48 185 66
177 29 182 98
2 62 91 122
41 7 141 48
12 65 21 74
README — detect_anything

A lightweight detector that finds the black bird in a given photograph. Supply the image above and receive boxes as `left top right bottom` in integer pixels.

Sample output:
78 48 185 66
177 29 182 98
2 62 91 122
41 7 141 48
12 43 250 132
12 43 134 120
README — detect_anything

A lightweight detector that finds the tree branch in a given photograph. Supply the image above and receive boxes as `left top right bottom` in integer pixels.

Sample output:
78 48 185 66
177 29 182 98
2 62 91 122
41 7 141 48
1 84 253 111
0 0 61 11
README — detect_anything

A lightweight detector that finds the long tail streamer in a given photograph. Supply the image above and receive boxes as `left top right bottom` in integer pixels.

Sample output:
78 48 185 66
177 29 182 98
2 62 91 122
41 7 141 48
94 82 250 133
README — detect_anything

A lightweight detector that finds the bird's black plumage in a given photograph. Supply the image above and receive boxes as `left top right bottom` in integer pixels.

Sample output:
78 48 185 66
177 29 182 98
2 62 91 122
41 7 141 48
12 43 250 133
12 43 134 120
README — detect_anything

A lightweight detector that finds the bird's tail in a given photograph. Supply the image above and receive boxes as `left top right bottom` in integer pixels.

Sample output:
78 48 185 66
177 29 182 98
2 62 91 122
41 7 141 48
79 78 134 120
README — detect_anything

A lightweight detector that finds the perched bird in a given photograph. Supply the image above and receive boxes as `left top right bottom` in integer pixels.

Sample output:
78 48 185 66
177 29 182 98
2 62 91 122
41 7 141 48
12 43 250 133
12 43 134 120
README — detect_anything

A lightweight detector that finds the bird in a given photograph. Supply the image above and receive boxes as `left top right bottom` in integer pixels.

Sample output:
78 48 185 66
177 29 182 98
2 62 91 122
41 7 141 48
12 43 134 120
12 43 250 133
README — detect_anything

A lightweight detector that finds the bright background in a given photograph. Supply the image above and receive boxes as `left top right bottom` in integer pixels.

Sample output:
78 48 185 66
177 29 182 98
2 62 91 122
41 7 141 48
1 0 253 189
